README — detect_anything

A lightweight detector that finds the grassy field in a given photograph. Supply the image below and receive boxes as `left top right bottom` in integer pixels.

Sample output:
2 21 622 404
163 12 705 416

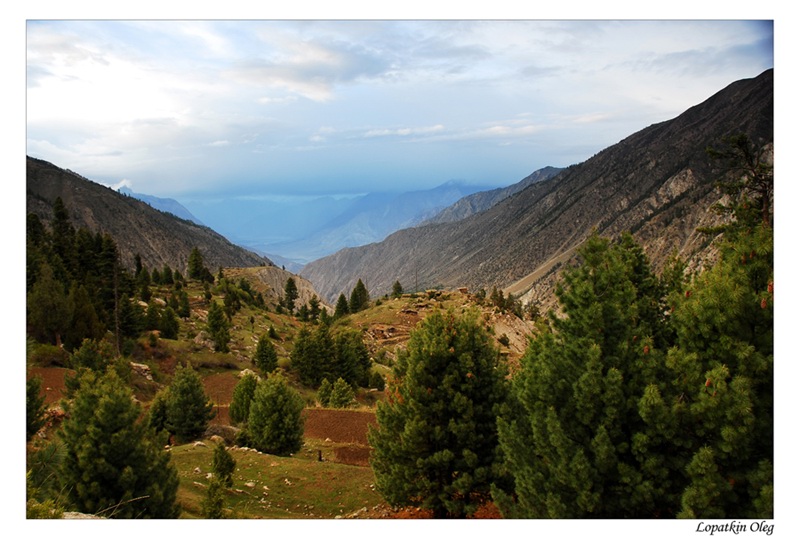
171 437 383 519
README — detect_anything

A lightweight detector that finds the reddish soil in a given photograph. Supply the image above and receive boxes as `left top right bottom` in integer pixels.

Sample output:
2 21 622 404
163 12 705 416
302 408 377 445
28 367 71 406
202 372 240 405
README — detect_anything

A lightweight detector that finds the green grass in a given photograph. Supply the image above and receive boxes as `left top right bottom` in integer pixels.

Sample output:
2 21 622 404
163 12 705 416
170 439 382 519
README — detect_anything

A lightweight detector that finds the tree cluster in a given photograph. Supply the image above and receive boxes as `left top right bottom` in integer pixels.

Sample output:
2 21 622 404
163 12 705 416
291 325 371 388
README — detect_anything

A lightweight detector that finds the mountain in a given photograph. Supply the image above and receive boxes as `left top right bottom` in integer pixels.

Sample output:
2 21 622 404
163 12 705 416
26 157 272 275
118 186 204 226
421 167 564 225
268 181 489 263
301 69 773 305
183 181 490 266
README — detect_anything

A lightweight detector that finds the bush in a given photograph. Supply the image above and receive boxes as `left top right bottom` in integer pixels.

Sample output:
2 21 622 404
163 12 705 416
328 378 356 408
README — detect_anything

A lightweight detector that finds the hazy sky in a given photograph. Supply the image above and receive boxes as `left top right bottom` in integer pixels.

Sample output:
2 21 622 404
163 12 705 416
26 19 774 200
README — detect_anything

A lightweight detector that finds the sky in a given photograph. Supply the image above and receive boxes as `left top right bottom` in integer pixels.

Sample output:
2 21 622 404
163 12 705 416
25 19 775 202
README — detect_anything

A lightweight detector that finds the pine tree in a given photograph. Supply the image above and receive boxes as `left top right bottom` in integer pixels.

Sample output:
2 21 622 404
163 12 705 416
391 280 403 298
663 136 773 518
207 300 231 352
229 373 258 426
291 326 329 387
334 293 350 318
159 306 180 339
349 279 370 313
253 334 278 375
496 234 673 518
331 329 371 387
283 277 299 313
187 247 206 280
27 262 69 346
328 377 356 408
201 477 226 518
246 373 305 456
26 375 47 441
211 442 236 488
65 282 104 351
165 363 215 443
369 309 509 518
316 378 332 407
59 369 180 518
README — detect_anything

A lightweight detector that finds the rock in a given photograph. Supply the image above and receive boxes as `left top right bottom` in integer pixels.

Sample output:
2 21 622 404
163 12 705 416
245 482 256 488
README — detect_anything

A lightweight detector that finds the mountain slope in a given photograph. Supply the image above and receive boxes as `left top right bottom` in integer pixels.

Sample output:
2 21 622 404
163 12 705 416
26 157 272 274
422 167 563 225
239 181 490 264
301 69 773 305
118 186 204 226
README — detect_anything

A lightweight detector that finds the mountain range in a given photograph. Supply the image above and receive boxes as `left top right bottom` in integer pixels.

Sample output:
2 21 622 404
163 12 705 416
26 157 272 275
182 181 491 266
26 70 773 312
300 69 774 305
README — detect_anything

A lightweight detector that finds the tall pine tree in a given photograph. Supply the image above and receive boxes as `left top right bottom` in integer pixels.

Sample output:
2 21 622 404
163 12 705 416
369 309 509 518
496 234 673 518
59 369 179 518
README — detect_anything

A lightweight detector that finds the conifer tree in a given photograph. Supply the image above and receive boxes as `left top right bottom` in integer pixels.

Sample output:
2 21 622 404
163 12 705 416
59 369 179 518
316 378 332 407
246 373 305 456
207 300 231 352
496 234 673 518
65 282 104 351
283 277 299 313
26 375 47 441
187 247 206 280
211 442 236 488
159 306 180 339
328 377 356 408
27 262 69 346
229 372 258 426
202 477 226 519
253 334 278 375
391 280 403 298
165 363 215 443
369 309 509 518
662 135 774 518
334 293 350 318
349 278 370 313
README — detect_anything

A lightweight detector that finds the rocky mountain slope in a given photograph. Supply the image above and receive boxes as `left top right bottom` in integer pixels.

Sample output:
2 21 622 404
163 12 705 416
301 69 773 306
421 167 563 226
118 186 204 226
26 157 271 275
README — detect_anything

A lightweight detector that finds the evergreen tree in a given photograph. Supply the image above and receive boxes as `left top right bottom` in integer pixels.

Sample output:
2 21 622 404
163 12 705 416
70 337 116 371
65 282 104 351
391 280 403 298
207 300 231 352
291 326 328 387
328 377 356 408
331 329 371 387
316 378 332 407
159 306 180 339
59 369 180 518
662 136 773 518
495 234 673 518
146 387 170 433
211 442 236 488
349 278 370 313
253 334 278 375
187 247 206 280
165 363 215 443
26 375 47 441
334 293 350 318
202 477 226 519
283 277 299 313
369 309 509 518
229 373 258 426
246 373 305 456
27 262 69 346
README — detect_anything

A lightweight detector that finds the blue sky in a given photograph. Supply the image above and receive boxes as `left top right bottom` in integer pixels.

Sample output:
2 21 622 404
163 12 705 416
25 19 774 201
